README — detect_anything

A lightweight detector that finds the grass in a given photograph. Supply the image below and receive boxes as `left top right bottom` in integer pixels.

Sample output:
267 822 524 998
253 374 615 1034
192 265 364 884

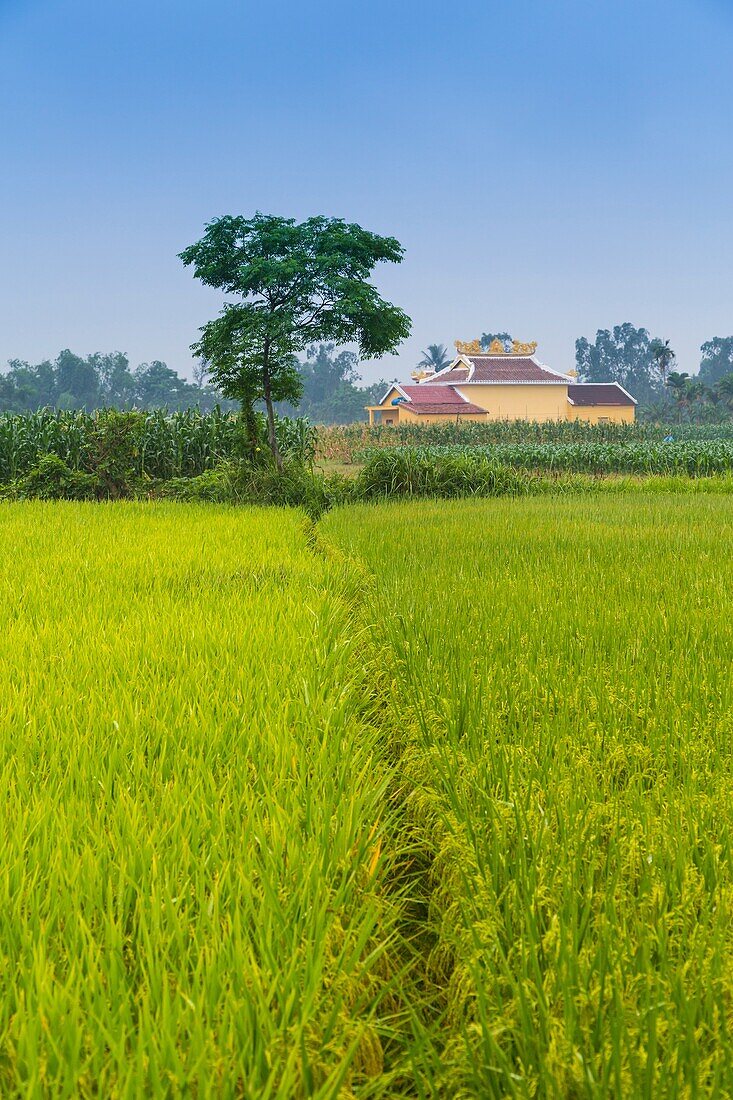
0 502 419 1097
322 493 733 1096
4 492 733 1095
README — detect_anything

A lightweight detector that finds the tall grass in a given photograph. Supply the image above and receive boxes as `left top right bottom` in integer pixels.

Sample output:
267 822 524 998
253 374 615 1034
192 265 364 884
323 493 733 1095
358 441 733 477
0 503 416 1096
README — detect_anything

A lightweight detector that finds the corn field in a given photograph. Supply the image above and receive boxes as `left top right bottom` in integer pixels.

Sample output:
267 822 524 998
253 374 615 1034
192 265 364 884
359 441 733 476
316 419 733 463
0 408 315 482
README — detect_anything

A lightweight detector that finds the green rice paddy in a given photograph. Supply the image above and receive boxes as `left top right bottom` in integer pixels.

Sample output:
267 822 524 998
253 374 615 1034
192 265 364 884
2 494 732 1095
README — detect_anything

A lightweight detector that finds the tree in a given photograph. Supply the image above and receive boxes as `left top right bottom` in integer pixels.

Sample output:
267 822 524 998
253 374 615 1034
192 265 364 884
480 332 513 352
92 352 136 408
699 338 733 385
716 372 733 412
180 213 411 470
417 344 451 372
55 349 101 409
650 338 676 386
575 324 666 406
134 361 199 410
666 371 691 421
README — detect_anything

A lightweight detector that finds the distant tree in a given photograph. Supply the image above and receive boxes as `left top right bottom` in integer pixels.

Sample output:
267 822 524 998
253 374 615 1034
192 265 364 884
480 332 513 352
716 372 733 412
180 212 411 470
55 349 101 409
575 324 666 406
0 350 232 413
134 361 199 410
666 371 692 421
699 337 733 385
91 352 136 408
417 344 451 372
650 338 676 386
192 357 210 389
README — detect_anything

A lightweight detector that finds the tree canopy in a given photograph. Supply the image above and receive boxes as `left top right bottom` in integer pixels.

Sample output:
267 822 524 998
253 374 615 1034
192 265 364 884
575 324 666 406
699 337 733 385
0 351 227 413
180 212 411 468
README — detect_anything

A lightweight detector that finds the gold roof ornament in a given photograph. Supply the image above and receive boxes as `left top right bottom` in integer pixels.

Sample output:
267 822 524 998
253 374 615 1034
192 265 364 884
455 339 482 355
456 337 539 356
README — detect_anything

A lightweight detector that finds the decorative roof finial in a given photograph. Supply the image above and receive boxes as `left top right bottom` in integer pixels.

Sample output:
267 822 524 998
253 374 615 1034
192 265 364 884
455 339 482 355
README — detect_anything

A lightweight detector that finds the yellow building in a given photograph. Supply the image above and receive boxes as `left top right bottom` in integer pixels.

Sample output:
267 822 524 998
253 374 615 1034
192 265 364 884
366 340 636 425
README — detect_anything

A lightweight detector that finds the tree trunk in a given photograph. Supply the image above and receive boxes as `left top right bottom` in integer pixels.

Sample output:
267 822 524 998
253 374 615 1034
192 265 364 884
262 345 284 473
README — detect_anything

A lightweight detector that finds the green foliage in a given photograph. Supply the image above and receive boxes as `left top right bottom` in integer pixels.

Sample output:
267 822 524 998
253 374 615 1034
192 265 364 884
0 504 422 1093
0 350 229 413
480 330 513 351
576 324 667 405
14 454 97 500
699 336 733 385
360 441 733 476
316 417 733 463
322 493 733 1093
0 408 315 489
356 448 527 498
417 344 451 372
180 212 411 467
279 343 382 425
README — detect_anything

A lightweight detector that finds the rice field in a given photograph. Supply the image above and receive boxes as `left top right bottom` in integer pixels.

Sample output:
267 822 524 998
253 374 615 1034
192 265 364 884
3 493 733 1096
323 493 733 1096
0 503 411 1096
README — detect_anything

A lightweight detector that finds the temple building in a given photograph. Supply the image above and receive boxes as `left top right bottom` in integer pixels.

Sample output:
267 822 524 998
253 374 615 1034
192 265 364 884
365 339 636 425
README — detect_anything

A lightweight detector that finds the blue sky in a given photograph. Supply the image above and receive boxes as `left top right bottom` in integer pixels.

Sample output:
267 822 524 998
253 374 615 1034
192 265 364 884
1 0 731 384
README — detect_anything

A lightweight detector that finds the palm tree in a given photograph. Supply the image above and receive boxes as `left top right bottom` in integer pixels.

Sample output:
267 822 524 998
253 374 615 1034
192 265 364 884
417 344 451 373
650 338 676 385
715 371 733 411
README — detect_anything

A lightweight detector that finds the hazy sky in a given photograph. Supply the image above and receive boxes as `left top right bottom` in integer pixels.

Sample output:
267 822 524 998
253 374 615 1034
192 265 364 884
1 0 731 384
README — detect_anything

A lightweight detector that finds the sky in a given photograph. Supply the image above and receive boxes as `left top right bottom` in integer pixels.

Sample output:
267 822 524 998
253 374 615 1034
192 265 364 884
0 0 732 385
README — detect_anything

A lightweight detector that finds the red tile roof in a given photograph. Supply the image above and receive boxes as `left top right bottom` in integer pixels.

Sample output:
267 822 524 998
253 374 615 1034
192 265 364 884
406 400 486 416
568 383 636 406
394 384 485 416
424 356 569 384
399 384 467 405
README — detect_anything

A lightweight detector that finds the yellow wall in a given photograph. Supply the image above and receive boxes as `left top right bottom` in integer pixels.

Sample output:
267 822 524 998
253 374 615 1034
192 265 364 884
368 384 635 425
456 384 569 421
568 404 635 424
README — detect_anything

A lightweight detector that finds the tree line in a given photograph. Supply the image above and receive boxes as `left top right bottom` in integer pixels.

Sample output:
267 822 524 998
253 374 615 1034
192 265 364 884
0 345 390 423
0 350 234 414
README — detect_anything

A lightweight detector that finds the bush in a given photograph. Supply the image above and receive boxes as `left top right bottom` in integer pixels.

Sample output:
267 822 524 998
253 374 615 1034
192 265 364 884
355 448 529 499
15 455 97 500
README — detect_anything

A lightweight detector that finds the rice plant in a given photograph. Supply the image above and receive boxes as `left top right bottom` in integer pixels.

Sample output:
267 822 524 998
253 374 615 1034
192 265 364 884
0 502 416 1096
323 493 733 1095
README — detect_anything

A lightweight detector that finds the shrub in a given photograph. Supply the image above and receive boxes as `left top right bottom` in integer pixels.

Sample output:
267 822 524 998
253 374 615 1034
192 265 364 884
15 455 97 500
355 448 529 499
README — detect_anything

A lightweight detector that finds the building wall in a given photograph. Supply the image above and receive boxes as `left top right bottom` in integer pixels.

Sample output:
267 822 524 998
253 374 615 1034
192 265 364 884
568 404 635 424
456 383 569 421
